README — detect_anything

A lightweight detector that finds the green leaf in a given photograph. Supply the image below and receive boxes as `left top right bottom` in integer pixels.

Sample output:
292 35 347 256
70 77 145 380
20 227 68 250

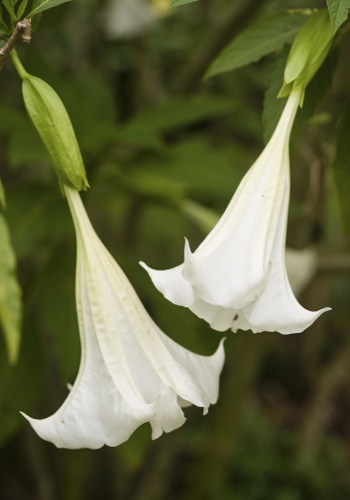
169 0 198 8
118 95 236 148
2 0 17 21
53 72 116 156
0 214 22 364
120 139 248 208
326 0 350 34
205 10 309 79
0 9 10 34
27 0 71 17
262 47 289 143
333 106 350 232
16 0 28 18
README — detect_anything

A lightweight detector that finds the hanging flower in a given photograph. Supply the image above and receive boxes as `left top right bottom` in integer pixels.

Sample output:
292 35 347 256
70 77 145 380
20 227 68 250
21 187 224 449
141 88 330 335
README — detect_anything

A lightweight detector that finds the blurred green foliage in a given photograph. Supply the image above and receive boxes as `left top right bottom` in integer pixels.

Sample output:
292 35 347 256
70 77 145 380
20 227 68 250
1 0 350 498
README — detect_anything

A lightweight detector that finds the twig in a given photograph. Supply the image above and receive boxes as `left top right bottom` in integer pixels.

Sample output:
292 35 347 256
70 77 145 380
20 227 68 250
176 0 264 94
0 18 31 72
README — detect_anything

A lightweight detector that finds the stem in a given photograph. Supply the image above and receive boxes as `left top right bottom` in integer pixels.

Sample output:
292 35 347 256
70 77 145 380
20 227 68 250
10 48 29 79
0 19 31 72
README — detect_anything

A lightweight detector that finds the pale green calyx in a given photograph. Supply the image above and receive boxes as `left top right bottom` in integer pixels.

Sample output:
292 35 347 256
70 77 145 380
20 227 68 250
11 51 89 191
279 9 333 102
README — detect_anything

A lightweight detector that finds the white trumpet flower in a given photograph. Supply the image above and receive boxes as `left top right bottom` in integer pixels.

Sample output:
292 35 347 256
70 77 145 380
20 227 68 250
22 187 224 449
141 88 330 334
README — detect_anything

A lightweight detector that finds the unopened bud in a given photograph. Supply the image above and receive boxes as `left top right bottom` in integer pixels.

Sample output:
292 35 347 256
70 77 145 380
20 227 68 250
22 75 89 191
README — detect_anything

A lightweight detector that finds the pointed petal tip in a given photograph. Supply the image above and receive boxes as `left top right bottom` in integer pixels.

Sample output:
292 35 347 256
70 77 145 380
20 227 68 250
279 305 331 335
139 260 149 271
263 306 331 335
184 237 192 251
183 238 193 262
19 410 30 421
140 260 194 307
216 336 226 360
20 411 38 426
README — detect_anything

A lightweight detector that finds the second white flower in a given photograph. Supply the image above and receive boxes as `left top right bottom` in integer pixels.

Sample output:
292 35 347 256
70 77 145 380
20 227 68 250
141 88 330 334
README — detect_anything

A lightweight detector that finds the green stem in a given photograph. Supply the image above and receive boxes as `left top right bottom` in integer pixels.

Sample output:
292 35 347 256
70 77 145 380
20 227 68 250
10 48 29 79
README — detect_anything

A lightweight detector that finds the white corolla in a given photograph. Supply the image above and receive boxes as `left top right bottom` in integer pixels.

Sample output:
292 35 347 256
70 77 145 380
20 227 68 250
141 88 330 334
21 186 224 449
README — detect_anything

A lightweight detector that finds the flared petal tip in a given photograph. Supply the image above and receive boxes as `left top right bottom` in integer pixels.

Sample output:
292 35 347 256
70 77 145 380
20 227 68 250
278 306 332 335
20 411 60 447
20 411 106 450
248 306 332 335
20 411 32 424
139 260 194 307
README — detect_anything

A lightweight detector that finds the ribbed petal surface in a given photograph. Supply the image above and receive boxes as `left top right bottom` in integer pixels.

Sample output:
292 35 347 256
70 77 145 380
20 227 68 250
23 188 225 449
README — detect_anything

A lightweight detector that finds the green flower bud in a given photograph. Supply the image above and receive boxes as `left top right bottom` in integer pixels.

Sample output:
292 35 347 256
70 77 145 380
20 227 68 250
279 9 333 102
11 51 89 191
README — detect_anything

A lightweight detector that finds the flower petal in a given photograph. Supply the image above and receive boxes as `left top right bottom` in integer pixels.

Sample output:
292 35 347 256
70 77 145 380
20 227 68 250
139 261 194 307
242 191 331 334
23 188 225 449
21 262 155 449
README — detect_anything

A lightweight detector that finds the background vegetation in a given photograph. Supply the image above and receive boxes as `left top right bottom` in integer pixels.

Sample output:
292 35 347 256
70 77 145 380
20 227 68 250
1 0 350 498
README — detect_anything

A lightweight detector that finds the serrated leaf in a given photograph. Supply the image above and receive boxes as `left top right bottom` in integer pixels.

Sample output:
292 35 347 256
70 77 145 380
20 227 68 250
27 0 71 17
262 47 289 143
326 0 350 34
169 0 198 8
333 106 350 231
205 10 309 79
0 214 22 364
